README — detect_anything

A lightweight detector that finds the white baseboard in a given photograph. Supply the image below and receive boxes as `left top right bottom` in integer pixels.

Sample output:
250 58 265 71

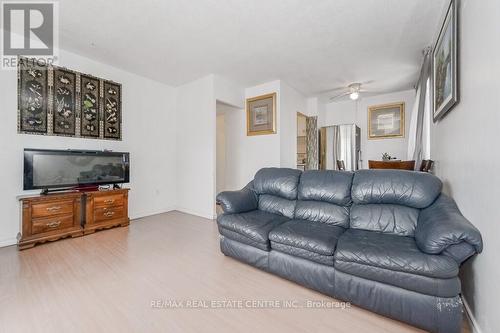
462 295 482 333
174 206 216 220
129 206 177 220
0 237 17 248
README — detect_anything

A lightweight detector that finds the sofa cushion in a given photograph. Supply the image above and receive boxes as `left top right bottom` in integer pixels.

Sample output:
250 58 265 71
258 194 296 218
298 170 353 205
351 170 442 209
253 168 301 200
269 219 345 265
294 170 352 227
334 229 458 279
217 210 289 250
350 204 419 236
335 260 461 298
219 227 269 251
270 242 335 266
294 201 349 227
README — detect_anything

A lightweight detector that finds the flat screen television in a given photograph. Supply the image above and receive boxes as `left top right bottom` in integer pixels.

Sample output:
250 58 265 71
24 149 130 191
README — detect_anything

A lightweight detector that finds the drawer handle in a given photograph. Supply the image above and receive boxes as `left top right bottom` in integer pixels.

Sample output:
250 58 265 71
104 199 115 204
46 206 61 212
46 221 61 228
104 211 115 217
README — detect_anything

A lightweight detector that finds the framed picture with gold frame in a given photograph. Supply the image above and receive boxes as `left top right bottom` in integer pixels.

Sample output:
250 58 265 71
246 93 276 136
368 102 405 139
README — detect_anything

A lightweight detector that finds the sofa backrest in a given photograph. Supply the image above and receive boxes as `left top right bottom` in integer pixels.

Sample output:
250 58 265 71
350 169 442 236
294 170 353 227
253 168 301 218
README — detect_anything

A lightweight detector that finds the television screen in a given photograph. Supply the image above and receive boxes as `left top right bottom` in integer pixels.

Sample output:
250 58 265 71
24 149 130 190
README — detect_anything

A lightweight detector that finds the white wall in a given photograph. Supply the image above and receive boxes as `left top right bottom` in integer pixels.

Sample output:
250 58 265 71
175 75 216 219
216 113 226 193
306 97 321 117
174 74 251 219
238 81 282 185
0 49 177 246
430 0 499 332
321 90 415 168
214 75 245 108
280 82 307 168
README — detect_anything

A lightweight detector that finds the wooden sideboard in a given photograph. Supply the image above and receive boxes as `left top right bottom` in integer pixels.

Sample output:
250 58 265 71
18 188 129 250
84 189 129 234
368 160 416 170
19 192 83 250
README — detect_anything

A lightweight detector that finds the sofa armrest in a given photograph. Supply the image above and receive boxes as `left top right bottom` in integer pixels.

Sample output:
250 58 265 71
416 194 483 257
216 182 258 214
442 242 476 264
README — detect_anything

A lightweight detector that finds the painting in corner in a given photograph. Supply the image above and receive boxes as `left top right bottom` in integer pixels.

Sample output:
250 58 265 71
246 93 276 136
432 0 458 121
368 102 405 139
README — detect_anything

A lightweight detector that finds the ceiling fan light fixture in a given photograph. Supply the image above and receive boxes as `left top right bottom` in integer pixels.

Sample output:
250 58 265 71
349 92 359 100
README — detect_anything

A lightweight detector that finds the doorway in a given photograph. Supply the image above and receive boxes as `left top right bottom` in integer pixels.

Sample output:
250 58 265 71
215 101 241 201
297 112 307 170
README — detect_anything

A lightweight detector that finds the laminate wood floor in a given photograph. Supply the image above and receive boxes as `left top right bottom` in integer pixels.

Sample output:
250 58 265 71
0 211 470 333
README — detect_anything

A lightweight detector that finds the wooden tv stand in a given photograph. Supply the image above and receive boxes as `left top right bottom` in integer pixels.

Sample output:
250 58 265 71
18 188 129 250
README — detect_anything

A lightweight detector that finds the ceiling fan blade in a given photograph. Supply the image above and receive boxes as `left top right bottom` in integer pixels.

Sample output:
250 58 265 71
321 86 347 94
329 91 351 101
359 89 384 94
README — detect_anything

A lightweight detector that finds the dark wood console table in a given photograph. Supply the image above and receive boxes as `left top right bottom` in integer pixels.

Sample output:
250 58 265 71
368 160 416 170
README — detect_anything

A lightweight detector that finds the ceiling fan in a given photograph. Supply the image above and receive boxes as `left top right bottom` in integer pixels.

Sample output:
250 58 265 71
327 82 376 101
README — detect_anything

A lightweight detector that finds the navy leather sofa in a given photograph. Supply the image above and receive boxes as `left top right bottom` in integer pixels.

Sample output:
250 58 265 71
216 168 483 333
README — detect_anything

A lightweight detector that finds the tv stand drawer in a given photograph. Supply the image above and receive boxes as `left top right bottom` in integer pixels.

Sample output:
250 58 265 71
94 206 125 222
94 194 124 208
32 214 75 234
32 200 74 218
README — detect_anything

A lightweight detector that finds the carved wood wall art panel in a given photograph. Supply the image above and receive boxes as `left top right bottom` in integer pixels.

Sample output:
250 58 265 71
18 59 49 134
53 68 77 135
17 57 122 140
80 75 101 138
103 81 121 139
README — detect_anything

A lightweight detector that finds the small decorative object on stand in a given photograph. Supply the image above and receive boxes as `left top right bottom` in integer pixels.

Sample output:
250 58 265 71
382 152 396 161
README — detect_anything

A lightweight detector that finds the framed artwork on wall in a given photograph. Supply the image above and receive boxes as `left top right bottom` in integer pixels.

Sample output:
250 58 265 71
17 57 122 140
53 68 77 136
80 75 101 138
103 81 122 139
432 0 458 121
246 92 276 136
368 102 405 139
18 59 49 134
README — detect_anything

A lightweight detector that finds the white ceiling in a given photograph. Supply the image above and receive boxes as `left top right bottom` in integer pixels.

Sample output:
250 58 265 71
59 0 447 96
